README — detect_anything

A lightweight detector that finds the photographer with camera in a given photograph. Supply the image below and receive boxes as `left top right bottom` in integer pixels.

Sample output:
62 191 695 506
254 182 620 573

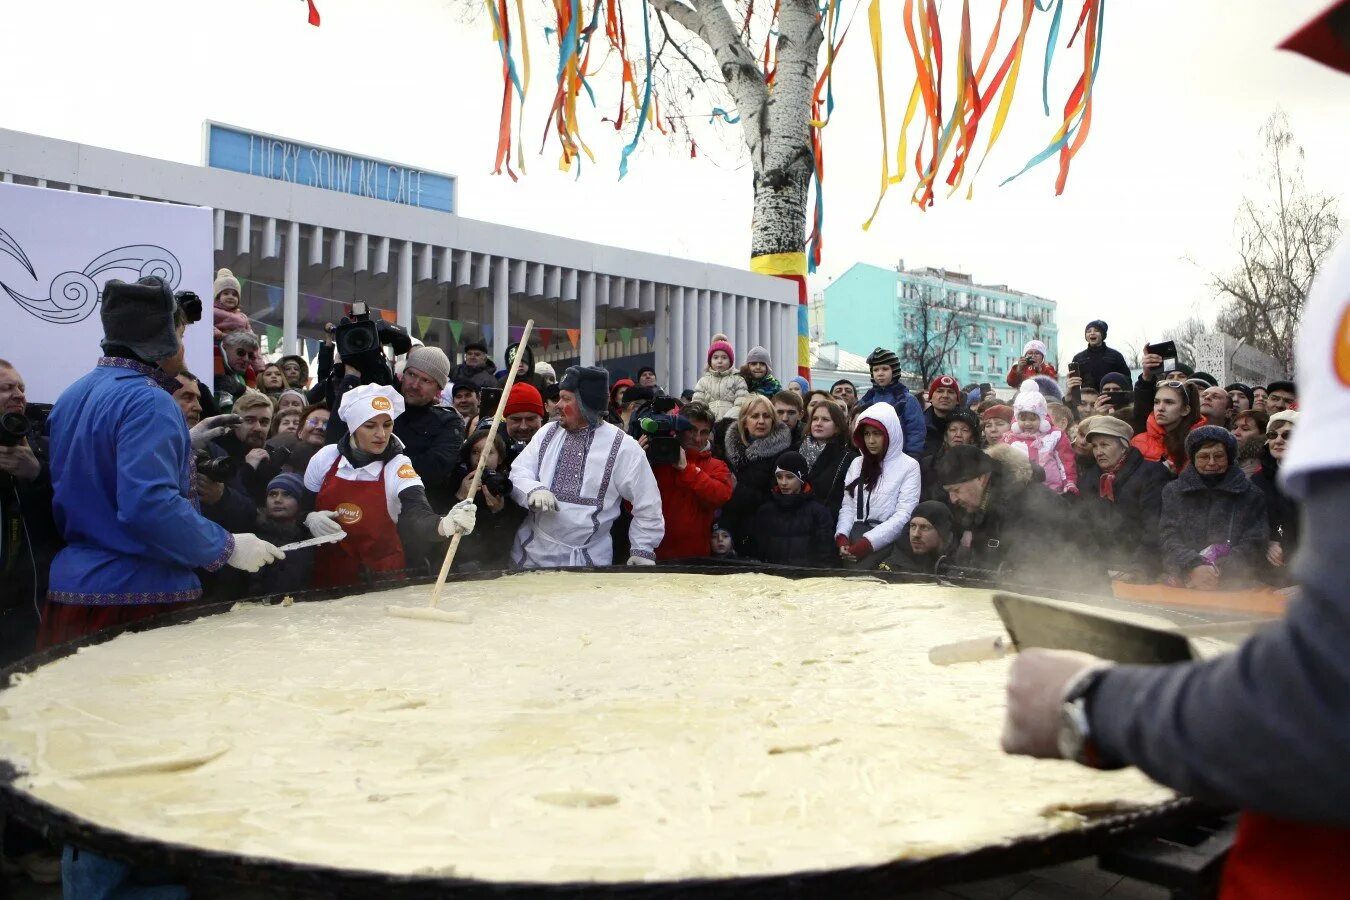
199 390 295 506
1005 340 1059 389
0 360 60 669
642 402 733 561
451 429 526 572
313 302 414 412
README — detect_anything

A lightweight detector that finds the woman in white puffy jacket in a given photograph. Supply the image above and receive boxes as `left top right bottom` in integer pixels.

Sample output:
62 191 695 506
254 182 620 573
835 402 922 569
691 335 749 419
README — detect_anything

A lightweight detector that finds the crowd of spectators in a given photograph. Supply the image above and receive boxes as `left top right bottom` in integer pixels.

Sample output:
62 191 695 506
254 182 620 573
1 306 1303 677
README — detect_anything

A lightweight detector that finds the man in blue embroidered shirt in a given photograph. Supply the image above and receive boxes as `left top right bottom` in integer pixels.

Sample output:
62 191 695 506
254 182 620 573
42 276 285 648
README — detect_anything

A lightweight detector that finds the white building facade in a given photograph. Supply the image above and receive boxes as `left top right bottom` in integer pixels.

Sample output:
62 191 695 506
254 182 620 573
0 125 798 394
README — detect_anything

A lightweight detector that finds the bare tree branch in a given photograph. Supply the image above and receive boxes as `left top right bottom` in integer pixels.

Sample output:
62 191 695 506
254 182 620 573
1209 110 1342 374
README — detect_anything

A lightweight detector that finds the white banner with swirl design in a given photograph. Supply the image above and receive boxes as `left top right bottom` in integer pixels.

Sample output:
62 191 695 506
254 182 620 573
0 183 213 403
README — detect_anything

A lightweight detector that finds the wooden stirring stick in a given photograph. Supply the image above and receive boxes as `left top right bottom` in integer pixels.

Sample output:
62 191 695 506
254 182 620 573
427 318 534 609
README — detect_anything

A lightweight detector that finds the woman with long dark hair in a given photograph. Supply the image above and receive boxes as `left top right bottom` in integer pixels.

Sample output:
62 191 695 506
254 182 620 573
800 401 855 517
1131 381 1202 473
719 394 793 556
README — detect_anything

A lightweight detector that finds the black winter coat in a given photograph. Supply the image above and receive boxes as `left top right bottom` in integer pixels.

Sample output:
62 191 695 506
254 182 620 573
448 361 499 390
945 445 1081 587
923 407 951 460
719 423 793 557
1071 343 1132 392
750 490 836 568
1248 447 1299 554
1160 464 1268 584
1076 448 1173 578
804 438 855 518
247 518 317 597
450 464 527 573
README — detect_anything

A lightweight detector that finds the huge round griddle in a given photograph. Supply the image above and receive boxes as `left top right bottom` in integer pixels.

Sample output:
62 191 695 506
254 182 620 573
0 566 1209 897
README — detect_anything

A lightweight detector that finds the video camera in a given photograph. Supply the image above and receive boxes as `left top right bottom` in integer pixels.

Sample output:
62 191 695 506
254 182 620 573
334 301 412 385
638 410 691 467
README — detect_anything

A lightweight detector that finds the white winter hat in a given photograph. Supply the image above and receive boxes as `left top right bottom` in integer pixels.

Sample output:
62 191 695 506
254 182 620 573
1022 339 1048 357
213 268 241 299
1012 380 1048 419
338 384 405 432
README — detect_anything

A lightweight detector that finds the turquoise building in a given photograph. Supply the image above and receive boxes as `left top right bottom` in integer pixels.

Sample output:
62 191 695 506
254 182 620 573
823 262 1059 390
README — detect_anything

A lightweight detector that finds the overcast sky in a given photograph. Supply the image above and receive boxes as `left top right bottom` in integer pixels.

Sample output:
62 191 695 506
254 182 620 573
3 0 1347 363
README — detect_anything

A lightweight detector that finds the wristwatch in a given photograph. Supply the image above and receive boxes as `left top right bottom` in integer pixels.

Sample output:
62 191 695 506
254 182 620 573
1056 665 1119 769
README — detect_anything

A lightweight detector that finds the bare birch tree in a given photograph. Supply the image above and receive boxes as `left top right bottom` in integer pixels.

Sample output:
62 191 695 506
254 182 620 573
648 0 820 262
1212 110 1341 374
898 287 973 388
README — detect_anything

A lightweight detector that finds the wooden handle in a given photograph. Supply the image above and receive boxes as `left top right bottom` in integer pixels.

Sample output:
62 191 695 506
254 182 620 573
429 319 534 607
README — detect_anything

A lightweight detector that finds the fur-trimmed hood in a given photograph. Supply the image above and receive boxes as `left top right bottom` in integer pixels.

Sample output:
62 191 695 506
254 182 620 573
986 442 1033 488
724 420 792 469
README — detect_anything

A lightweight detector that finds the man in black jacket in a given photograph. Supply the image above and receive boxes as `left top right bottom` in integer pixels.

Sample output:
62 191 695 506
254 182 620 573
324 346 466 514
448 341 498 390
1074 415 1171 580
0 361 60 669
1070 320 1131 391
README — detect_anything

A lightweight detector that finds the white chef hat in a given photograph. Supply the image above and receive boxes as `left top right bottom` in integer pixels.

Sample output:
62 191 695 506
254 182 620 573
338 384 405 432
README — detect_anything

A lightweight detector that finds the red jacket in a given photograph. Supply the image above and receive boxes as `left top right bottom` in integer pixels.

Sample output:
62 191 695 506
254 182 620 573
1005 361 1058 388
654 447 734 560
1130 413 1203 473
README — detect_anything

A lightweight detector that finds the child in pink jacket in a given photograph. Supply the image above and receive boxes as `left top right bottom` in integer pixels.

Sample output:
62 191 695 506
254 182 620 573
213 268 263 371
1000 381 1078 494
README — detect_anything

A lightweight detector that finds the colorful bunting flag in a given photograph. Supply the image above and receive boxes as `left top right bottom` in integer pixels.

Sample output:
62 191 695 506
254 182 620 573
416 315 433 338
644 326 655 344
508 325 524 342
619 327 633 344
483 324 495 346
265 325 283 352
265 285 283 312
449 320 464 343
536 327 553 347
566 329 580 349
379 308 397 323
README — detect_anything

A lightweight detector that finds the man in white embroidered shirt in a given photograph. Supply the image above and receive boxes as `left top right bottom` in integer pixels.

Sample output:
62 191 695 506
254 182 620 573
510 366 664 568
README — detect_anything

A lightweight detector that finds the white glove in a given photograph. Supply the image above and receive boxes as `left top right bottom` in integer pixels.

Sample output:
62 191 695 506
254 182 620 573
627 555 656 566
189 414 242 451
528 489 559 512
227 533 286 573
304 510 346 538
438 500 477 537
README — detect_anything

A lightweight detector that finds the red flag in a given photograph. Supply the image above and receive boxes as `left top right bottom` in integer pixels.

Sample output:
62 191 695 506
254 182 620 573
307 0 321 26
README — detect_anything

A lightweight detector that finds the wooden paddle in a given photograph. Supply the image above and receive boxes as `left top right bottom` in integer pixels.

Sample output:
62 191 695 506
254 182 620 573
427 318 534 609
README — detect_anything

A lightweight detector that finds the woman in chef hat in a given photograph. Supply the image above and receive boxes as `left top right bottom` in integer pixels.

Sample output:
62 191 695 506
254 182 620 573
302 384 477 588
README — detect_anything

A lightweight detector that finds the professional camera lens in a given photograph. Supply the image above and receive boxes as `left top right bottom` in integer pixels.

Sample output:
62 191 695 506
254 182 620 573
0 412 29 448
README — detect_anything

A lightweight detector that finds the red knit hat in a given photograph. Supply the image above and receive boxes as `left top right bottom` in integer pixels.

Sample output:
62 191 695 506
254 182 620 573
981 404 1014 423
928 374 959 396
503 382 544 417
707 335 735 366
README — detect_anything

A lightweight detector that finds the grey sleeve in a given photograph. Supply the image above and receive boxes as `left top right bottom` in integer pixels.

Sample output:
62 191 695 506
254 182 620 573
396 484 443 546
1090 472 1350 825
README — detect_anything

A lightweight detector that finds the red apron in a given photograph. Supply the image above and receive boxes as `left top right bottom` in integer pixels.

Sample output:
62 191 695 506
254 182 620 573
312 456 405 589
1220 813 1350 899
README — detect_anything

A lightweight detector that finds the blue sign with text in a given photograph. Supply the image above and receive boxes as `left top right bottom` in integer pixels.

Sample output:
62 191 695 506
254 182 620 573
204 123 456 214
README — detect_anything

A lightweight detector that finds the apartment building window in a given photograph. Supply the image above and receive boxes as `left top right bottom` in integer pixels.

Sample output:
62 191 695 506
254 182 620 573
969 352 979 369
989 353 998 371
987 326 997 343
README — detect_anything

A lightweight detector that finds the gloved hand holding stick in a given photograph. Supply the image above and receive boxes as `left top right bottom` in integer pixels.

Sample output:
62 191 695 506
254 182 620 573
426 319 534 609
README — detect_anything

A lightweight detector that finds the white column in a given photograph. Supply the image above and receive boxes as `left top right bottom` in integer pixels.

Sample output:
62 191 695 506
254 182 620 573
580 271 597 367
309 226 325 267
669 287 686 395
492 257 509 364
654 285 670 391
283 222 299 355
758 300 771 358
213 209 225 252
261 218 278 260
397 240 414 330
770 303 783 385
374 237 391 277
236 214 251 257
746 299 760 351
709 291 723 341
330 230 346 270
696 289 711 359
735 296 748 361
683 288 700 390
